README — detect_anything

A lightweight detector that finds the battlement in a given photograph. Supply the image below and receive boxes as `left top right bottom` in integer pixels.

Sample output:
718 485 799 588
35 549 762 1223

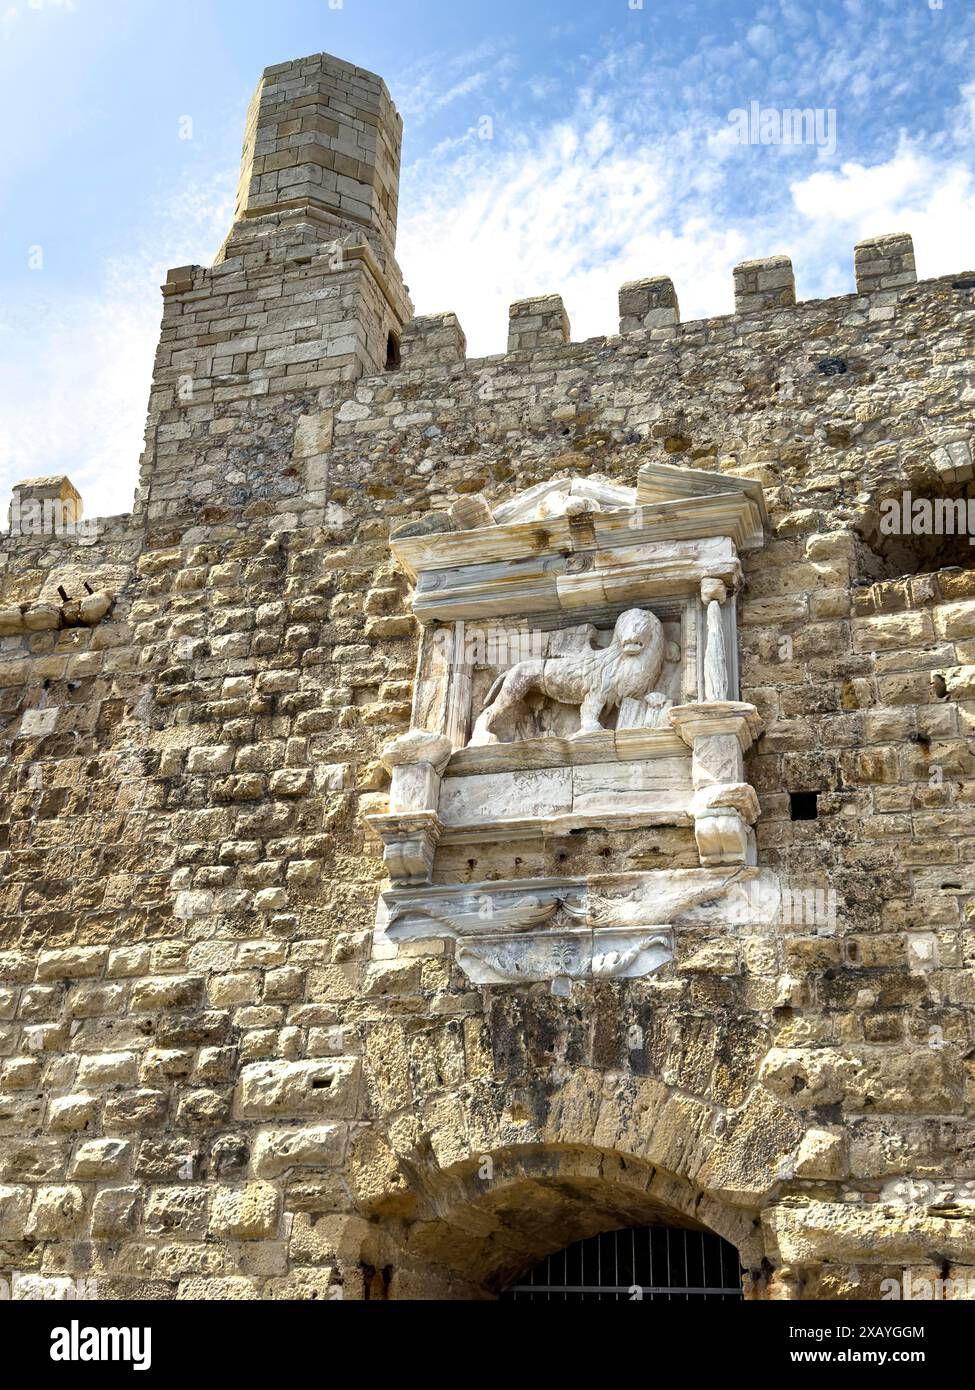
388 232 972 370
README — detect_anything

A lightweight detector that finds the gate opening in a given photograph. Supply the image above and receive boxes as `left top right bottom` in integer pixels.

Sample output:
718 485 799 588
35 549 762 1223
500 1223 743 1301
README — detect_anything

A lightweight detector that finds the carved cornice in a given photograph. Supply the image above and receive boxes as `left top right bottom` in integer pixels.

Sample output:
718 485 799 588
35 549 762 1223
381 868 750 990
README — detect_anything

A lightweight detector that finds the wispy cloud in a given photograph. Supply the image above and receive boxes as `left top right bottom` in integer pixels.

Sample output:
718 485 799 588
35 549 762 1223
0 176 233 521
396 43 517 125
396 13 975 355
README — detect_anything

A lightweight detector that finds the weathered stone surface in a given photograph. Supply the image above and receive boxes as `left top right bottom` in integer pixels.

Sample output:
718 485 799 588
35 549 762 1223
760 1047 965 1114
0 42 971 1305
765 1200 975 1265
234 1060 360 1120
209 1182 280 1240
251 1125 347 1178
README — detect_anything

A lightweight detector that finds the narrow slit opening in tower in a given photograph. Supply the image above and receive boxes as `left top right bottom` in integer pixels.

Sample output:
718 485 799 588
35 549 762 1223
385 331 401 371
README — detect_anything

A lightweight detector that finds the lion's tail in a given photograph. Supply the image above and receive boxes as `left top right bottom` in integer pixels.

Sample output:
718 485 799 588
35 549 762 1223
480 672 506 709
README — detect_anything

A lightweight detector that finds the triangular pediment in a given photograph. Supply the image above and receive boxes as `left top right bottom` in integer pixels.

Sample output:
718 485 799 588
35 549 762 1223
390 463 767 588
492 475 635 525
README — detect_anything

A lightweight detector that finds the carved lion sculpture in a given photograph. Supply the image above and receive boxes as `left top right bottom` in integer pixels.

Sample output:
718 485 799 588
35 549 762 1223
475 607 672 742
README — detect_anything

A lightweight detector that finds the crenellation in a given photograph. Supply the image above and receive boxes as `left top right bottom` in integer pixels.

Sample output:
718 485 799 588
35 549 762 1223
618 274 680 334
399 312 467 368
854 232 918 295
507 293 571 351
732 254 796 314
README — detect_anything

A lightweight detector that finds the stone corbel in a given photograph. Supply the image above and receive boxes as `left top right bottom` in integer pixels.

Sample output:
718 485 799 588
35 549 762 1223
366 730 452 884
669 701 762 866
0 589 115 637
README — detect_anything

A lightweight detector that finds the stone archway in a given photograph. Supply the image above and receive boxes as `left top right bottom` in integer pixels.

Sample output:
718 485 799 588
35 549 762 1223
354 1143 767 1300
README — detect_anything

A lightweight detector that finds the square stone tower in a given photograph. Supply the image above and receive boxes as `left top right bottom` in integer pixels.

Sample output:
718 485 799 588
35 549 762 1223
227 52 403 259
137 52 412 524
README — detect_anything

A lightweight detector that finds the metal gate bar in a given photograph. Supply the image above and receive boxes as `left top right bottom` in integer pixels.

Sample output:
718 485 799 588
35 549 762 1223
501 1223 743 1301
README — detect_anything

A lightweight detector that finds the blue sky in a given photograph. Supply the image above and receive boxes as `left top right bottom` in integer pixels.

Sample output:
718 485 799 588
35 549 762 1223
1 0 973 519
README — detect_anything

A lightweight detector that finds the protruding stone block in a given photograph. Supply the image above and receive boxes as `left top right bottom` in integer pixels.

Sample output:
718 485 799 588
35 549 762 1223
400 312 467 368
854 233 917 294
209 1181 281 1240
733 256 796 314
162 264 200 297
618 275 680 334
507 294 570 352
8 475 82 536
448 495 494 530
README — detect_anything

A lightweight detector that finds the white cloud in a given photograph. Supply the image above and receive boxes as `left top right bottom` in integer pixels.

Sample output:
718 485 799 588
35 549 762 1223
0 177 233 522
791 147 975 277
399 68 975 357
396 44 516 125
398 105 748 354
747 23 777 58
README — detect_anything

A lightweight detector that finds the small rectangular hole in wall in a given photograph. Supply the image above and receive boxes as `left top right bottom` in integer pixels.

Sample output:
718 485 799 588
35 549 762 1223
790 791 818 821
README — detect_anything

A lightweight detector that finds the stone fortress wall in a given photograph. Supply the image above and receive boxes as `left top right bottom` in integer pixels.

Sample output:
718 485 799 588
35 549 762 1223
0 49 974 1299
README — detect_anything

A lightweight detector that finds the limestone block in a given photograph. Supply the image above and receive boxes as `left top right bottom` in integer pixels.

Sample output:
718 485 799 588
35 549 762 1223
90 1186 142 1239
234 1058 360 1120
254 887 288 913
760 1045 965 1113
794 1127 848 1179
77 1052 140 1086
293 410 334 459
174 1277 261 1301
25 1184 85 1237
129 976 204 1012
0 1183 31 1236
765 1200 975 1266
187 745 235 774
22 602 60 632
145 1185 209 1238
19 707 59 737
0 607 25 636
931 438 974 483
48 1093 100 1133
69 1138 131 1179
210 1182 281 1240
268 768 313 797
103 1089 168 1131
37 947 108 980
252 1125 347 1178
